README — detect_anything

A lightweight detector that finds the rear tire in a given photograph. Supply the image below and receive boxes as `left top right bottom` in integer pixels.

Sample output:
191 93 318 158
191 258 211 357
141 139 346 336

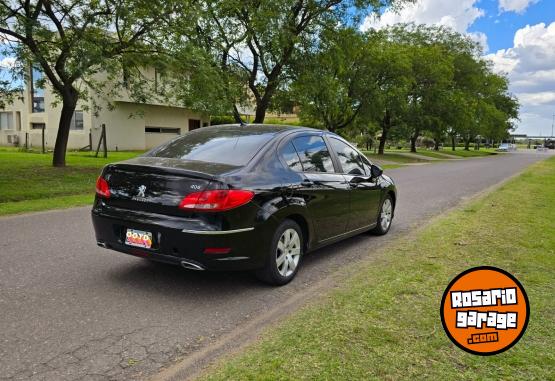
372 195 393 235
255 219 303 286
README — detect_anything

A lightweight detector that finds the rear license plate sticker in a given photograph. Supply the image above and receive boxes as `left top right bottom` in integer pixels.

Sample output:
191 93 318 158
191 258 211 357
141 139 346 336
125 229 153 249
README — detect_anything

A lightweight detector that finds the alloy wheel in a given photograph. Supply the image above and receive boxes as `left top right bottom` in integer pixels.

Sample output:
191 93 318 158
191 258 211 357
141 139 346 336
380 198 393 231
276 228 301 277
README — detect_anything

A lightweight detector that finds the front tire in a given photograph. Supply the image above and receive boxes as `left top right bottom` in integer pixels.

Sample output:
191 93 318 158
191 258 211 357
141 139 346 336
255 219 303 286
372 195 393 235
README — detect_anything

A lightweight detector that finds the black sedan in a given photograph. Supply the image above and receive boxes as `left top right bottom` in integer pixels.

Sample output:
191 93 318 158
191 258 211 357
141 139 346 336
92 124 396 285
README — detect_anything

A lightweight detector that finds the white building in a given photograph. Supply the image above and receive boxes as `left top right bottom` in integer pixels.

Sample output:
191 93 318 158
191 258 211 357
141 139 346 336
0 67 210 151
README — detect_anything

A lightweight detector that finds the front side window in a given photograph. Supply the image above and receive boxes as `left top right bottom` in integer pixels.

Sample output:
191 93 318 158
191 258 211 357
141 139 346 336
70 111 84 130
292 135 334 173
146 127 276 166
329 138 366 175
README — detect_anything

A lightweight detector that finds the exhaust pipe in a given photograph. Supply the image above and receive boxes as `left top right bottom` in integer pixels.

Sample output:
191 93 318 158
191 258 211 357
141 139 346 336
180 259 205 271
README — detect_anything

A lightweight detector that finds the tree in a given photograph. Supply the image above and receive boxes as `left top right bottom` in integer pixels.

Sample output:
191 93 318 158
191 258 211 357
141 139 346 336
186 0 412 124
369 35 412 155
0 0 181 166
450 54 518 150
289 27 412 155
291 28 374 132
0 66 21 108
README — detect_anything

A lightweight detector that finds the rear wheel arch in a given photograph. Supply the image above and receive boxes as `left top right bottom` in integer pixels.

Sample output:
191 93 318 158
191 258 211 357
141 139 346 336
283 214 310 253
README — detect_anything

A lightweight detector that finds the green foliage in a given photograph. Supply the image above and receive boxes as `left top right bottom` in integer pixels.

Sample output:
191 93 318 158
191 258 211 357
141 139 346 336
178 0 412 123
0 1 518 163
290 23 519 152
209 115 237 126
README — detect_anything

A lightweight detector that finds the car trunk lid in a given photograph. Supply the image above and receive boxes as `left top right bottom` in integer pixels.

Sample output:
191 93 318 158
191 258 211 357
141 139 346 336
102 157 240 215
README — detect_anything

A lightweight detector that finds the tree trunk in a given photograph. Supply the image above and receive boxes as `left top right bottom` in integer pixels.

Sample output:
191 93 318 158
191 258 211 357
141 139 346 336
378 110 391 155
232 105 243 124
52 90 78 167
464 137 471 151
434 138 440 151
253 98 269 123
410 130 419 153
451 136 456 151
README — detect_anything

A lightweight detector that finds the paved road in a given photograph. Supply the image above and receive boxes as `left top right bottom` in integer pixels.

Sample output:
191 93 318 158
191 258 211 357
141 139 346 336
0 151 551 381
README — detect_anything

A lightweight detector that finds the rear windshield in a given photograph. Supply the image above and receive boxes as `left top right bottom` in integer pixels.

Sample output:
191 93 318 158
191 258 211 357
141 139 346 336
145 127 276 166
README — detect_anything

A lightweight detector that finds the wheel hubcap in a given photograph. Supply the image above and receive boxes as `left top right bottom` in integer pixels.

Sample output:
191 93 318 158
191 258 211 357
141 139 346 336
276 228 301 277
380 199 393 230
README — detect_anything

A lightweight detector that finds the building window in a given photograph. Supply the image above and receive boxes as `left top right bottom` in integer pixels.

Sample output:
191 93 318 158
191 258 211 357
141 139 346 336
0 112 14 130
15 111 21 131
70 111 84 130
145 127 180 134
189 119 201 131
30 66 45 113
154 69 165 94
31 123 45 130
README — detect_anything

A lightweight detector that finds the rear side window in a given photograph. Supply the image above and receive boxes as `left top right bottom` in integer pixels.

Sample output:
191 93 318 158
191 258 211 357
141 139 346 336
145 128 275 166
329 138 366 175
292 136 334 173
280 142 304 172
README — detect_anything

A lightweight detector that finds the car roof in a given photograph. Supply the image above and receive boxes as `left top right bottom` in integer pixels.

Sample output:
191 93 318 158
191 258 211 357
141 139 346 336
205 123 318 135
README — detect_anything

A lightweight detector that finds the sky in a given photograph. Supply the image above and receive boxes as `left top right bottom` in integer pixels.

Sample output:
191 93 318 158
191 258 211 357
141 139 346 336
361 0 555 137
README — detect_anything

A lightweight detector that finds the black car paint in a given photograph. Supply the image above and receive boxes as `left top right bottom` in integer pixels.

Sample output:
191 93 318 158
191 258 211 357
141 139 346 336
91 125 396 271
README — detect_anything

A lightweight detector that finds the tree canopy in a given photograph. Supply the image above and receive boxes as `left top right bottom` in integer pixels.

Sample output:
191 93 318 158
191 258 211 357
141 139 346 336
289 23 519 153
0 0 519 167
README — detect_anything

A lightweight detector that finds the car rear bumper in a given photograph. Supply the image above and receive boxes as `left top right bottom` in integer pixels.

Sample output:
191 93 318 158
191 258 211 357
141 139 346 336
91 206 276 271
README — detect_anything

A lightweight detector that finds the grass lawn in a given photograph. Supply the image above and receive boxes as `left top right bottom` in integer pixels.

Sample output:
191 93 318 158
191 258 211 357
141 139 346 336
0 148 141 216
386 147 499 159
364 151 430 164
437 148 499 158
202 156 555 380
381 164 403 170
390 149 457 160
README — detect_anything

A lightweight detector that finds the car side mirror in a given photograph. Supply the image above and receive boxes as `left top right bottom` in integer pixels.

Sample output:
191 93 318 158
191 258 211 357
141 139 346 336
370 165 383 179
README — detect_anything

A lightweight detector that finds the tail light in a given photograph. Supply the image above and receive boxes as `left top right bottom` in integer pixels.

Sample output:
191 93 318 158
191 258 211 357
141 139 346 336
95 176 111 198
179 189 254 212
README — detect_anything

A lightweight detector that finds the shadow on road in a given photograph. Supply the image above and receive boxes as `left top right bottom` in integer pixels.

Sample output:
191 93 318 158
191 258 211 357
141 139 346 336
104 229 389 299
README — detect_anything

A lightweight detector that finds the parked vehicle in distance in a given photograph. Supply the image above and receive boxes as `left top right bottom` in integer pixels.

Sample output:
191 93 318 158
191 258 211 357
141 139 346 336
92 124 397 285
497 143 511 152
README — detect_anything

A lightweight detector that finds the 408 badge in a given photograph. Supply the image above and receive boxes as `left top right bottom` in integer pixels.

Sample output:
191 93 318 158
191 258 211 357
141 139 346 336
440 266 529 356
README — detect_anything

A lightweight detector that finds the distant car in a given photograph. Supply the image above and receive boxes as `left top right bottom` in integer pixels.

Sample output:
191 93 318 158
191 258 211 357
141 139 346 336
92 124 397 285
497 143 510 152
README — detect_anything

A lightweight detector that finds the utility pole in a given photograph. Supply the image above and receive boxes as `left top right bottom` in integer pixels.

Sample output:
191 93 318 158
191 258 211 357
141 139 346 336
552 113 554 138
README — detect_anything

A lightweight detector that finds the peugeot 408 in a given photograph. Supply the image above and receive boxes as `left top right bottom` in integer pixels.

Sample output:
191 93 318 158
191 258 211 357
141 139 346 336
92 124 396 285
